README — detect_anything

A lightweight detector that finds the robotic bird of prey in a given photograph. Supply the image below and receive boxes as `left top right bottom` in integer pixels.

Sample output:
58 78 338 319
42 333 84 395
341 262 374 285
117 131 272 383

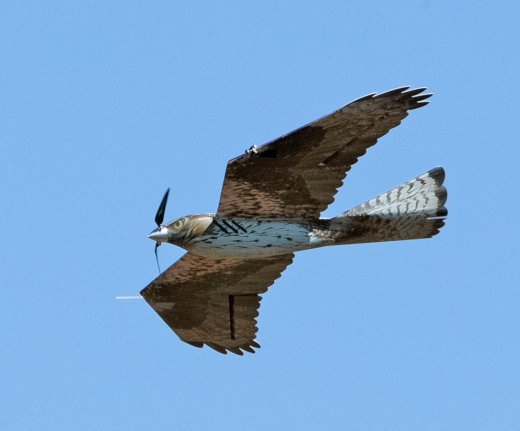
141 87 448 355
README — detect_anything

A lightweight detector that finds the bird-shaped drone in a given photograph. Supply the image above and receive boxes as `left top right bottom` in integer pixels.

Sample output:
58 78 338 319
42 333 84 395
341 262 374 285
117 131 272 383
141 87 447 355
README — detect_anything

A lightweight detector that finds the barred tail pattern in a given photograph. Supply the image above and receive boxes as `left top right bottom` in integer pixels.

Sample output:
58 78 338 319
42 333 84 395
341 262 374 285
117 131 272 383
330 168 447 244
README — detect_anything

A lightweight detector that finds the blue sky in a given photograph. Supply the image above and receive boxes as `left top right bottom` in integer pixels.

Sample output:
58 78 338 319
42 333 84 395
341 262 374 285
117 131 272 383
1 1 519 430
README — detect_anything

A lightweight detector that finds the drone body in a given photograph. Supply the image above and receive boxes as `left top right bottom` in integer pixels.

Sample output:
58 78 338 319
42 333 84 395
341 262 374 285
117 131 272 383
141 87 447 355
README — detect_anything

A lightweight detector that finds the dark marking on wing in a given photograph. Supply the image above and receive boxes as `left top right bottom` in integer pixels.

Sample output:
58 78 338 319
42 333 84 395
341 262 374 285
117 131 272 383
229 295 235 340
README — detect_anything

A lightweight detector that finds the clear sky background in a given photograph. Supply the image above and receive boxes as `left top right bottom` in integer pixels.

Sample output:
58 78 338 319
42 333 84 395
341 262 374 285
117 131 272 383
2 1 519 430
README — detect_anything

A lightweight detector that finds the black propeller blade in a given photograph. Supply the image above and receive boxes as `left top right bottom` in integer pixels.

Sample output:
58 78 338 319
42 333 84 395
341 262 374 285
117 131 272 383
154 188 170 227
153 188 170 274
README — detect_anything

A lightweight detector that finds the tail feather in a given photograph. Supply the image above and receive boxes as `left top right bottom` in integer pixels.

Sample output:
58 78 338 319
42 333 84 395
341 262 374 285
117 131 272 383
341 167 447 219
330 168 447 244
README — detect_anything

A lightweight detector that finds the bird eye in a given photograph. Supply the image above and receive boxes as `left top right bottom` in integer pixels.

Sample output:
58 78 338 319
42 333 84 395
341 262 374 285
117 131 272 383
173 219 184 230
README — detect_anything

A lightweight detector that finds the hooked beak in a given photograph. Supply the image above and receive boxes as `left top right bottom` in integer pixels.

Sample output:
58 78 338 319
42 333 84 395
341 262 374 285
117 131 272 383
148 226 169 243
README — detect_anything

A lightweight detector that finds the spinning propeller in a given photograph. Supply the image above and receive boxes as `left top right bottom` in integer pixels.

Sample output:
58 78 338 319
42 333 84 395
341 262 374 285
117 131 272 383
149 188 170 273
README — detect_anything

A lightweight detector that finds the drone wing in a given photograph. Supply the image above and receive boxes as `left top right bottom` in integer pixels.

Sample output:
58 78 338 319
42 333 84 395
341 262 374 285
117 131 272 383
217 87 431 219
140 252 294 354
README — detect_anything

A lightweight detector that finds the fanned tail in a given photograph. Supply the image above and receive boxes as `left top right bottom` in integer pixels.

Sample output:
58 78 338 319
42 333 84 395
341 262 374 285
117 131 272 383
330 167 447 244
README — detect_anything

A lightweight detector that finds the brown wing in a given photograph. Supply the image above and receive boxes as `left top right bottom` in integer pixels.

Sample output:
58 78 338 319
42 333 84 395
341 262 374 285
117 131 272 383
216 87 431 219
140 252 294 355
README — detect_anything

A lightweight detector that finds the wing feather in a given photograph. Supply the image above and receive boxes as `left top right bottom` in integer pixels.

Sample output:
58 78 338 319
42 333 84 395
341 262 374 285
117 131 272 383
140 252 294 354
217 87 431 219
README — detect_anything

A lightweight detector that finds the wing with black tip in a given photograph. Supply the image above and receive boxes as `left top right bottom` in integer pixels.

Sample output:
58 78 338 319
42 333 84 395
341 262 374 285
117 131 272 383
217 87 431 219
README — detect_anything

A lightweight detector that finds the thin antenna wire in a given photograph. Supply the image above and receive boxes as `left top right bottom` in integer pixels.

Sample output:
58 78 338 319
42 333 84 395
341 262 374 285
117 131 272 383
115 296 143 300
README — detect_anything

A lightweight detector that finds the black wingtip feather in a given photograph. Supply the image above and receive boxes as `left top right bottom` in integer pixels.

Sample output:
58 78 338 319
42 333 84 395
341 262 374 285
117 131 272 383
403 87 428 96
376 86 411 97
185 341 204 348
412 93 433 102
240 344 255 353
409 101 430 109
228 347 244 356
206 343 228 354
373 87 432 111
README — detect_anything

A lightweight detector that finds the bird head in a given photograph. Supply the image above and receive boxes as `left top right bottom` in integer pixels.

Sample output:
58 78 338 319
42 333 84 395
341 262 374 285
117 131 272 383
148 216 190 245
148 189 214 272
